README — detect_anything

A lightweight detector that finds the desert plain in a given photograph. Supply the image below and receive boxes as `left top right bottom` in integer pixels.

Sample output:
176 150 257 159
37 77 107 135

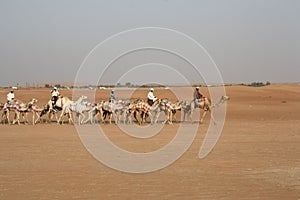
0 84 299 199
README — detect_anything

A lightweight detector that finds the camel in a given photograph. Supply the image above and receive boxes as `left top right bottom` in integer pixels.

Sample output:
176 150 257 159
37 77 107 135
85 103 101 124
47 96 74 124
112 100 131 124
98 100 130 124
1 99 45 125
85 102 105 124
26 99 48 125
183 95 230 124
16 99 37 125
0 103 7 124
129 100 160 125
169 101 184 123
2 100 25 125
38 104 59 123
152 100 183 124
68 96 93 124
121 101 136 124
101 101 116 124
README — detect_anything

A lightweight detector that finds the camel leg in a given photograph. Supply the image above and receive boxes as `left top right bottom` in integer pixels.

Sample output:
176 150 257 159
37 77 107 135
186 110 193 123
15 111 20 125
8 111 11 125
32 111 35 125
148 112 153 124
135 111 141 125
6 111 11 125
93 112 98 124
162 111 167 124
47 111 52 123
124 110 132 124
210 111 217 125
54 112 59 123
126 110 132 124
34 112 41 125
182 111 186 122
58 109 65 124
142 112 145 124
143 112 147 124
126 111 132 124
189 112 193 122
123 111 127 124
132 111 140 125
200 110 207 124
166 111 172 125
24 112 29 124
153 111 160 124
169 111 173 125
89 111 94 124
1 111 5 124
109 113 112 124
33 112 38 125
12 112 17 125
68 113 74 124
98 110 104 124
80 113 85 124
113 111 118 124
93 111 99 124
85 111 92 124
208 107 217 125
172 111 177 123
118 111 122 124
12 112 17 124
77 113 81 125
162 111 170 124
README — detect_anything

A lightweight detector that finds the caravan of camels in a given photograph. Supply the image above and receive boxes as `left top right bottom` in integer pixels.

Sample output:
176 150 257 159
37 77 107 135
0 87 229 126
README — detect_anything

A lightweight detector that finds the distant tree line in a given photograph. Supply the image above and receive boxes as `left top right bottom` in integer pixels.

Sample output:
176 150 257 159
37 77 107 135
241 81 271 87
43 82 170 89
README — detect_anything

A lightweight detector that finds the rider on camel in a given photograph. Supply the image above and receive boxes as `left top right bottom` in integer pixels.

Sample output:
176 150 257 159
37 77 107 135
51 87 60 110
7 90 15 104
109 89 116 103
193 86 203 106
147 88 157 106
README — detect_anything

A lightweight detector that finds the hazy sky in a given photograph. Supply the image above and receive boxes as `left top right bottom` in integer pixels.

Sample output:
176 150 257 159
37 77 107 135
0 0 299 86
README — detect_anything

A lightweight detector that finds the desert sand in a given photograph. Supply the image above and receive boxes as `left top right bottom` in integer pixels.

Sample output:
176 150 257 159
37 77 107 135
0 84 299 199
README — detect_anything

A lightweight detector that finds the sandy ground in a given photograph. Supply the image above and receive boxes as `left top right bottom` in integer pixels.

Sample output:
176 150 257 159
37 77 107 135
0 84 299 199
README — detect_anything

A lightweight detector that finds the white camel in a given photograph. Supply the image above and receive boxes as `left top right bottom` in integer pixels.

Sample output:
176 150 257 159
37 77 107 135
112 100 131 124
68 96 93 124
47 96 74 124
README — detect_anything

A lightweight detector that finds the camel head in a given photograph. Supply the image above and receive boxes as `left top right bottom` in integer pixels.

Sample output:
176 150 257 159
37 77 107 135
30 98 38 103
81 96 88 100
211 96 230 108
221 95 230 102
177 100 184 106
173 101 183 110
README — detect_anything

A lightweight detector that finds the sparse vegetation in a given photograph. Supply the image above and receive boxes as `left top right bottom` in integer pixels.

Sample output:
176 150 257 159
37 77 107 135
246 81 271 87
44 84 52 88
